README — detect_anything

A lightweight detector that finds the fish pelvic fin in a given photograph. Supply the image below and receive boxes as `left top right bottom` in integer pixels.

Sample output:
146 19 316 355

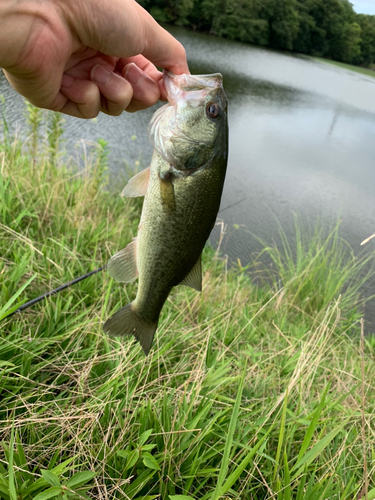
103 303 158 356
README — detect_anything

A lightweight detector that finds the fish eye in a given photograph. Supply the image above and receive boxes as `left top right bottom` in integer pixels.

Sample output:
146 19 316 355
206 102 221 119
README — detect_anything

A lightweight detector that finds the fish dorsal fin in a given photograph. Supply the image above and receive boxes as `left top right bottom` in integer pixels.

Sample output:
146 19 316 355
180 255 202 291
107 238 138 282
122 167 150 198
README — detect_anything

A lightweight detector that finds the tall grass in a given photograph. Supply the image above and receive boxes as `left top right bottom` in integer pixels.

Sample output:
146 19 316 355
0 104 374 499
255 217 374 324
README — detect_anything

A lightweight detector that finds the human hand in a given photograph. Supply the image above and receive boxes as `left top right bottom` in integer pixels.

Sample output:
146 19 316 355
0 0 189 118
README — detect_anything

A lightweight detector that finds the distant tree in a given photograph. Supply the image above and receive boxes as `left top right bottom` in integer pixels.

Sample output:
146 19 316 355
186 0 212 31
292 0 361 62
139 0 194 25
326 0 361 63
201 0 268 45
138 0 375 68
302 0 335 56
357 14 375 65
263 0 300 50
333 21 362 63
294 1 316 54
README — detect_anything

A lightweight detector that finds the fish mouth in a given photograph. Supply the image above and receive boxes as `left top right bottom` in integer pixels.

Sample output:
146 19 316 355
163 70 224 105
148 71 227 168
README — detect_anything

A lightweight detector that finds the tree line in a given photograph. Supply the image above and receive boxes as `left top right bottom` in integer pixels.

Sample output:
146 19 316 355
139 0 375 67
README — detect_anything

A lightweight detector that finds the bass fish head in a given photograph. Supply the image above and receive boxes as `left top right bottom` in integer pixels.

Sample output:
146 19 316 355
148 71 228 171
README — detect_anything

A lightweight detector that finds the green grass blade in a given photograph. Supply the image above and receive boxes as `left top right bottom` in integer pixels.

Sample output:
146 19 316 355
283 450 291 500
0 274 36 320
7 425 17 500
169 496 195 500
297 383 330 462
273 389 288 482
220 419 276 494
291 419 350 480
296 468 307 500
212 367 246 499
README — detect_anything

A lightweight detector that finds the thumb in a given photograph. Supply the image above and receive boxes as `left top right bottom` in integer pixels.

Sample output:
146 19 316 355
64 0 189 75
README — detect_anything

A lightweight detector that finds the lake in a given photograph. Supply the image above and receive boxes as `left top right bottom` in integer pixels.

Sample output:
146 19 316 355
1 25 375 325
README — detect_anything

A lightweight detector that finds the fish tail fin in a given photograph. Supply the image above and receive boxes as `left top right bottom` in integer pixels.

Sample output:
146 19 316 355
103 303 157 356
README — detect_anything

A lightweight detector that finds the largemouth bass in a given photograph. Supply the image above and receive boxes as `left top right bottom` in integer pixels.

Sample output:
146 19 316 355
103 71 228 355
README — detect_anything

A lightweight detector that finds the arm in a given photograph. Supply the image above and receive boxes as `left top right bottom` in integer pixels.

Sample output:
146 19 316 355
0 0 189 118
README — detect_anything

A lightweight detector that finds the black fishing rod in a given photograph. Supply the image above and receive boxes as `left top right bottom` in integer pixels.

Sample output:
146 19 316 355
2 265 106 321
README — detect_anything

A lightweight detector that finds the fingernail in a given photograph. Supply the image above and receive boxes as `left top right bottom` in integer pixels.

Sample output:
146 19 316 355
91 65 111 85
61 74 74 88
123 63 147 86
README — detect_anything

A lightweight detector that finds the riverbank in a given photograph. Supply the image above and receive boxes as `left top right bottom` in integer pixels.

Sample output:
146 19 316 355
1 107 375 499
310 56 375 78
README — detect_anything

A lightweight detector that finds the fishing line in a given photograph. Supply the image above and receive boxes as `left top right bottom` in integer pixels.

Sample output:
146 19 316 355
219 197 247 214
2 265 106 321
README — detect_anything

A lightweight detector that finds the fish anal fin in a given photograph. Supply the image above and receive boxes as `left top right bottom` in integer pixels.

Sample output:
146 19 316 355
122 166 150 197
103 303 158 356
180 255 202 292
107 238 138 283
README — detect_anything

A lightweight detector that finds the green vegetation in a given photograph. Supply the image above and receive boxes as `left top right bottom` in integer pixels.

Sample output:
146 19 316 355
311 56 375 77
1 105 375 499
139 0 375 68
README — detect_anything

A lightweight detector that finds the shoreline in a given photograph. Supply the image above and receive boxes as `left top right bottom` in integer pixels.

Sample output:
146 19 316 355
309 55 375 78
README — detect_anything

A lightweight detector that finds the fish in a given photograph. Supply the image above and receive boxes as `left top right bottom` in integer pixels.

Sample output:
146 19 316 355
103 70 228 355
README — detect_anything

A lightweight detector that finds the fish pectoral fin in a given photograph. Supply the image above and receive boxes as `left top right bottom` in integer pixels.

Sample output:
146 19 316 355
122 166 150 197
103 303 157 356
107 238 138 282
180 255 202 292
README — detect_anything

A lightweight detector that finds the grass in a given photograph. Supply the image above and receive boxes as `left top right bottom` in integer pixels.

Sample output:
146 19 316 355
309 56 375 78
0 103 375 499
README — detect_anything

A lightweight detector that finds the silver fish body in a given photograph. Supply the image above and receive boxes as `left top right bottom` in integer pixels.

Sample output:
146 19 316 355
103 71 228 355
